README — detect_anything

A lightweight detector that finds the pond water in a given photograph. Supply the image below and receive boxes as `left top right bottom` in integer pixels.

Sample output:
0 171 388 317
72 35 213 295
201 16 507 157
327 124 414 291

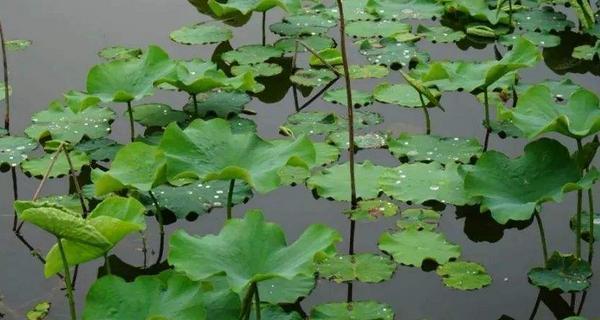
1 0 599 319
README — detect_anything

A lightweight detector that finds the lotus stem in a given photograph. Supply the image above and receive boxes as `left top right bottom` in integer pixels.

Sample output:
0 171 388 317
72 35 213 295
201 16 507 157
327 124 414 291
508 0 513 27
295 40 342 76
576 138 584 258
11 167 19 231
0 19 10 132
64 147 88 217
419 93 431 135
254 282 261 320
534 211 548 265
104 254 111 275
577 290 587 315
483 88 491 151
588 188 595 263
297 77 339 112
262 12 266 46
240 282 256 320
292 41 300 112
227 179 235 220
528 290 542 320
191 94 199 117
140 231 148 268
126 101 135 142
57 236 77 320
148 191 165 265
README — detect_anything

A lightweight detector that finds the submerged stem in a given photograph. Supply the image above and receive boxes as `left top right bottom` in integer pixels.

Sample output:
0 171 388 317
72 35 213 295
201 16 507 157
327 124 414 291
534 211 548 265
483 88 491 151
57 237 77 320
576 138 584 258
140 231 148 268
191 94 199 117
148 191 165 265
587 188 595 263
262 12 266 46
11 167 19 231
126 101 135 142
419 93 431 135
226 179 235 220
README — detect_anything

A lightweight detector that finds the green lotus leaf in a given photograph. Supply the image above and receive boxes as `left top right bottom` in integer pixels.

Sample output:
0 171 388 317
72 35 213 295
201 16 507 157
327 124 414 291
21 150 90 179
74 138 122 162
257 274 316 304
323 0 375 21
570 211 599 242
160 118 315 193
62 90 103 112
84 270 240 320
25 102 115 144
231 62 283 77
26 301 50 320
528 252 592 292
436 261 492 290
147 180 252 220
380 162 474 206
345 20 411 38
314 142 341 166
93 142 166 195
169 210 341 292
280 112 340 136
308 161 387 201
290 68 337 88
183 90 251 118
379 229 461 266
387 133 482 164
359 38 429 68
367 0 444 20
373 83 437 107
269 22 329 37
36 194 87 215
335 64 389 80
396 208 441 231
17 206 111 248
97 46 142 61
327 131 388 150
206 0 301 16
248 304 303 320
274 35 335 53
318 253 396 283
573 41 600 60
499 32 561 48
285 13 337 28
0 136 37 171
275 141 339 185
416 25 465 43
222 45 284 65
464 138 583 224
87 45 175 103
44 196 146 277
506 84 600 139
6 39 32 51
513 7 574 32
310 301 394 320
324 88 373 107
514 79 583 103
170 24 233 45
132 103 188 127
344 199 399 221
0 82 11 102
309 48 343 67
442 0 506 24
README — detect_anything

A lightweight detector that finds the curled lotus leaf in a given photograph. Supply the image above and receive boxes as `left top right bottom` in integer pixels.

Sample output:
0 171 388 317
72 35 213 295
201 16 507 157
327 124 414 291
222 45 284 65
309 48 343 67
379 229 461 267
528 252 592 292
132 103 188 127
0 136 37 171
436 261 492 290
310 301 394 320
396 208 441 231
169 210 341 292
21 151 90 179
345 20 411 39
442 0 506 24
97 46 142 61
307 161 387 201
344 200 399 221
170 24 233 45
387 133 482 164
318 253 396 283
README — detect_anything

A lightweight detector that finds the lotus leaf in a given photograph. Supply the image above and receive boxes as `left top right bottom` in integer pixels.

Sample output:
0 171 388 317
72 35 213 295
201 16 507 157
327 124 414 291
417 25 465 43
344 200 399 221
367 0 444 20
170 24 233 45
436 261 492 290
528 252 592 292
327 131 388 150
396 208 441 231
274 35 335 53
182 90 251 118
307 161 387 201
5 39 31 51
570 211 599 242
231 62 283 77
379 229 461 266
324 88 373 107
0 136 37 171
513 7 574 32
222 45 283 65
345 20 411 39
74 138 122 162
205 0 301 16
290 69 337 88
373 83 436 107
309 48 343 67
21 151 90 179
335 64 389 80
0 82 11 101
98 46 142 61
387 134 482 164
441 0 506 24
359 38 429 69
499 32 561 48
318 253 396 283
573 41 600 60
310 301 394 320
131 103 188 127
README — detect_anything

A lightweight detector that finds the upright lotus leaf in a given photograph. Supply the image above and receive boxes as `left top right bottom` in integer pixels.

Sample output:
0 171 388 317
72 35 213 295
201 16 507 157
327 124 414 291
380 162 474 206
358 38 429 69
93 142 166 195
570 211 599 242
345 20 411 38
310 301 394 320
182 90 251 118
373 83 436 107
206 0 301 16
25 102 115 144
513 7 574 32
441 0 506 24
367 0 444 20
318 254 396 283
87 45 175 102
222 45 284 65
464 138 582 224
379 229 461 266
335 64 389 79
43 196 147 277
324 88 373 107
160 118 315 193
573 41 600 60
36 194 87 215
0 136 37 171
396 208 441 231
132 103 188 127
484 38 541 88
506 84 600 139
170 24 233 45
417 25 465 43
344 200 399 221
314 142 341 166
63 90 103 112
84 270 241 320
21 151 90 179
528 252 592 292
436 261 492 290
169 210 341 293
387 134 482 164
307 161 387 201
98 46 142 61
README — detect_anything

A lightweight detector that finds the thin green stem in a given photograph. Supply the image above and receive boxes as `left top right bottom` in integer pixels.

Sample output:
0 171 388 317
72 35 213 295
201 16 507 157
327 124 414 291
191 94 199 117
262 12 266 46
57 237 76 320
0 19 11 132
11 167 19 231
148 191 165 265
587 188 595 263
419 93 431 135
140 231 148 268
64 147 88 217
126 101 135 142
534 211 548 265
295 40 342 76
254 282 261 320
576 138 584 258
104 254 112 275
508 0 513 27
240 282 255 320
483 88 491 151
226 179 235 220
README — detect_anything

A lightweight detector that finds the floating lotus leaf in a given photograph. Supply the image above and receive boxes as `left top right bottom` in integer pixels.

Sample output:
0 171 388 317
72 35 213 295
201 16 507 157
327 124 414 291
285 13 337 28
170 24 233 45
97 46 142 61
387 134 482 164
169 210 341 292
396 208 441 231
21 151 90 179
0 82 11 102
84 271 240 320
307 161 387 201
335 64 389 80
290 69 337 87
160 118 315 193
380 162 474 206
514 79 583 103
0 136 37 171
417 25 465 43
309 48 343 67
359 38 429 69
367 0 444 20
464 138 583 224
132 103 188 127
44 196 146 277
87 45 175 102
318 253 396 283
269 22 329 37
205 0 301 16
436 261 492 290
507 85 600 139
528 252 592 292
310 301 394 320
345 20 411 38
344 200 399 221
379 229 461 266
373 83 437 107
570 211 599 242
324 88 373 107
513 7 574 32
25 102 115 144
231 62 283 77
442 0 506 24
324 0 376 21
148 180 252 220
498 32 561 48
222 45 284 65
183 90 251 118
573 41 600 60
5 39 31 51
281 112 340 136
327 131 388 150
93 142 166 195
74 138 122 162
274 35 335 53
314 142 341 166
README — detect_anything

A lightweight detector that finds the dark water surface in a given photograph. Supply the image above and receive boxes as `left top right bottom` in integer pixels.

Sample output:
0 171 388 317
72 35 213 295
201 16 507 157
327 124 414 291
1 0 600 319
